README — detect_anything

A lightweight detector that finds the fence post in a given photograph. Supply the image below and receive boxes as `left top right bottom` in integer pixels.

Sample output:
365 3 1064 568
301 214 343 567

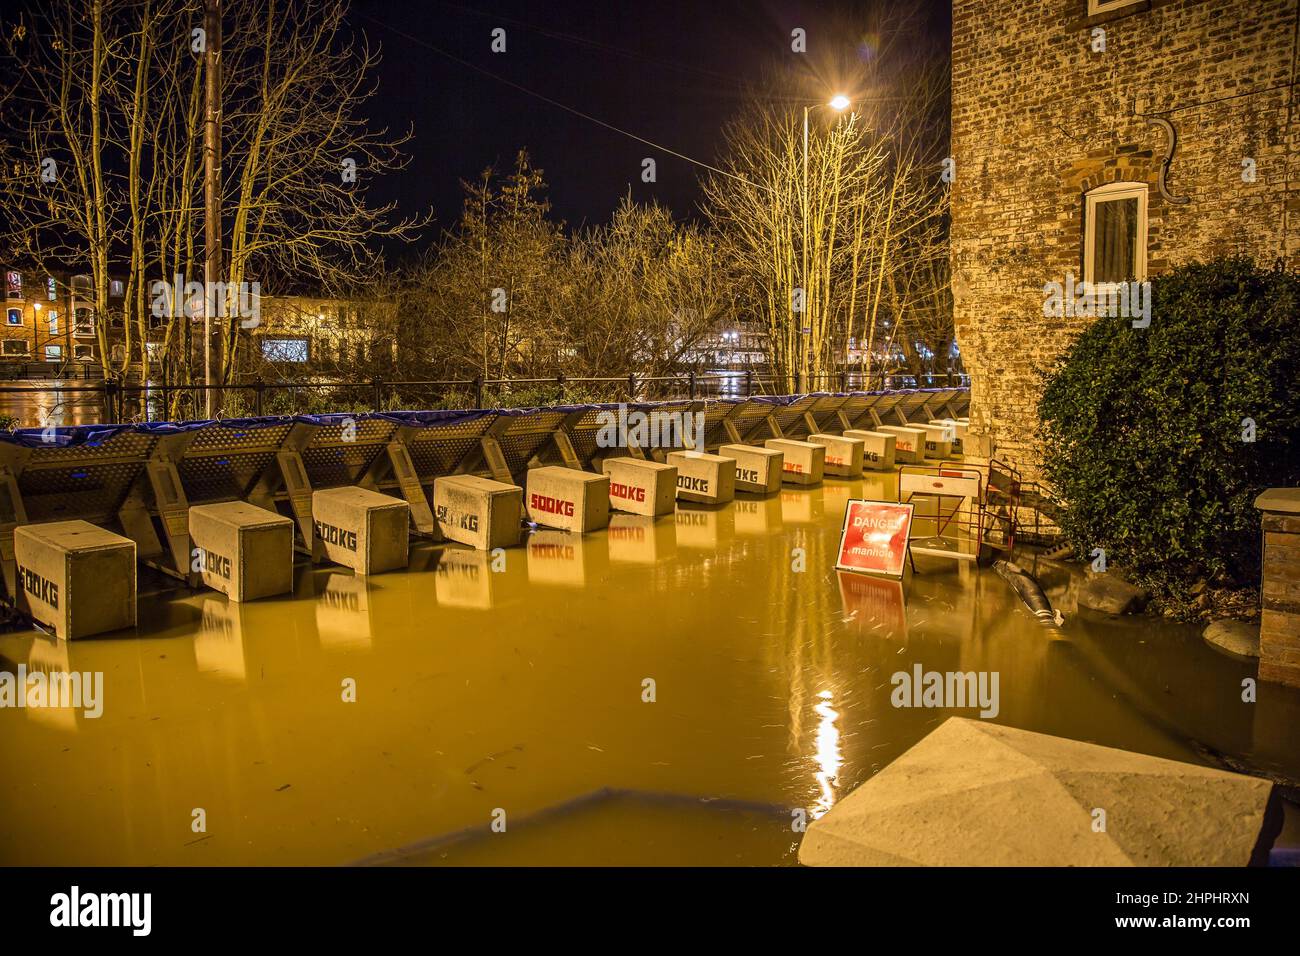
839 371 847 393
627 373 636 400
253 377 265 417
557 373 566 402
688 370 696 400
101 380 117 423
372 376 383 412
472 376 483 408
745 368 753 397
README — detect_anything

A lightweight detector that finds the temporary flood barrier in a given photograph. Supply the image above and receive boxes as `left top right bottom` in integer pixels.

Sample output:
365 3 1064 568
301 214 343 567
312 486 410 575
717 443 783 495
432 474 523 550
525 465 610 533
0 387 968 612
666 450 736 505
806 434 865 478
189 500 295 602
14 519 137 639
875 425 928 464
764 439 825 486
601 458 677 517
843 429 896 472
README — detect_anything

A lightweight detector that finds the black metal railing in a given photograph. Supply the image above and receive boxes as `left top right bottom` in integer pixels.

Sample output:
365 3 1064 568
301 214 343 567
0 369 969 428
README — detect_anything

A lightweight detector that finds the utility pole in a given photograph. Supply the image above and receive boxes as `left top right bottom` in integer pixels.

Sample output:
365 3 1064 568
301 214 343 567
203 0 223 418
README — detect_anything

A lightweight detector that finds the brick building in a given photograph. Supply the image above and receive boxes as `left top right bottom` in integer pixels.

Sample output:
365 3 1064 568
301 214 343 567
950 0 1300 478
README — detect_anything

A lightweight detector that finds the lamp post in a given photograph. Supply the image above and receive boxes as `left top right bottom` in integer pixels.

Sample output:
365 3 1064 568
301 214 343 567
801 94 851 389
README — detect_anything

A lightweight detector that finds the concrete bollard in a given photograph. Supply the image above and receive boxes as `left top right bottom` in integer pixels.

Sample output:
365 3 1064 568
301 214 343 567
601 457 677 516
718 443 784 495
844 429 897 472
189 501 295 602
807 433 865 477
312 486 410 575
14 519 136 639
764 438 825 486
666 450 736 504
525 466 610 533
876 426 928 464
433 474 523 550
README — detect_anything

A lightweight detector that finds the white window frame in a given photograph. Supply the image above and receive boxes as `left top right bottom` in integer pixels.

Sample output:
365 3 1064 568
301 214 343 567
1083 181 1148 287
74 344 96 362
2 339 31 357
44 345 63 362
1088 0 1144 15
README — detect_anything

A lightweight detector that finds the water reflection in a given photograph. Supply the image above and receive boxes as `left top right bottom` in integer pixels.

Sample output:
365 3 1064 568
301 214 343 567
1 468 1297 866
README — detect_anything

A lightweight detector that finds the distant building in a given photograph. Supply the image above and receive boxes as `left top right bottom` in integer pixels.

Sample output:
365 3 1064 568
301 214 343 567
950 0 1299 475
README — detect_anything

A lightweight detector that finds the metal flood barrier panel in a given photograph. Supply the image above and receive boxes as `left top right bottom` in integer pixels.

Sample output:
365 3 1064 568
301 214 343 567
0 387 968 598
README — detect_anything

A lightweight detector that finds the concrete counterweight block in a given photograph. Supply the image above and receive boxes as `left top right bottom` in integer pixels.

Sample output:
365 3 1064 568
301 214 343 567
764 439 825 486
666 451 736 504
929 419 967 455
432 474 523 550
918 423 954 460
189 501 295 602
844 429 897 472
601 458 677 517
807 433 865 478
876 426 928 464
312 486 410 575
525 466 610 533
718 443 783 495
14 519 136 639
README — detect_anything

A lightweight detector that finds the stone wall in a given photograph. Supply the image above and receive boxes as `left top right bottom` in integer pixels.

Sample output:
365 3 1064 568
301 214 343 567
950 0 1300 478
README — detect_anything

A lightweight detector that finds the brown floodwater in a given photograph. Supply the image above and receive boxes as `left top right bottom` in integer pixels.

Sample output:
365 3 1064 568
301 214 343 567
2 469 1298 866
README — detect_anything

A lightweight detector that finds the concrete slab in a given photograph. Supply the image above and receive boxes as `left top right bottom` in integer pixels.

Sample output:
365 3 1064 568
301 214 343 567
799 717 1278 867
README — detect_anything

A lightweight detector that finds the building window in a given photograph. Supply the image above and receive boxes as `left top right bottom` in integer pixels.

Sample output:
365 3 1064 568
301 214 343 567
73 308 95 335
71 274 91 298
75 344 95 362
6 308 21 326
2 339 30 356
1088 0 1144 14
5 271 21 299
48 312 59 335
1084 182 1148 285
109 279 124 297
44 345 63 362
46 276 58 300
261 337 310 363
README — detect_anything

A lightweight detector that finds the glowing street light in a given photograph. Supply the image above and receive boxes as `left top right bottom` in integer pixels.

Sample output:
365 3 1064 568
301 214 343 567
828 94 851 111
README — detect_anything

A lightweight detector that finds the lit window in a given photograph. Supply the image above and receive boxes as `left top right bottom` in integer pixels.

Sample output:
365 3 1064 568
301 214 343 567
1084 182 1148 285
44 345 62 362
261 337 309 363
1088 0 1144 14
75 344 95 362
5 271 21 299
46 276 57 300
73 308 95 334
110 279 124 297
48 312 59 335
6 308 21 326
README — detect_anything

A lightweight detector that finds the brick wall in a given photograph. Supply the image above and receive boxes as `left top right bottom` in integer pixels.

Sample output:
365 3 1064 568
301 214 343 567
950 0 1300 479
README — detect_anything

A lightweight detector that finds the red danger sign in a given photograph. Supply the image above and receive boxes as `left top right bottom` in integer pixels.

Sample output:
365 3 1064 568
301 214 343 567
835 500 914 578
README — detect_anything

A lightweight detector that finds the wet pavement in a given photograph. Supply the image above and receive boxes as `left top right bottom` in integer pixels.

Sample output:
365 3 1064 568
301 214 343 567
2 469 1297 865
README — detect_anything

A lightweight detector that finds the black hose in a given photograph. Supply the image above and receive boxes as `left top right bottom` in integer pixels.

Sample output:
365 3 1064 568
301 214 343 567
994 559 1063 629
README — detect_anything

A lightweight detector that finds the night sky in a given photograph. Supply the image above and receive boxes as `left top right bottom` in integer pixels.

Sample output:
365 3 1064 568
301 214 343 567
345 0 951 251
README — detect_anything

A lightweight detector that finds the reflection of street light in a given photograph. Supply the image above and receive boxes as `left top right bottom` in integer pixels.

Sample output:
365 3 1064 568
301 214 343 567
802 94 851 382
